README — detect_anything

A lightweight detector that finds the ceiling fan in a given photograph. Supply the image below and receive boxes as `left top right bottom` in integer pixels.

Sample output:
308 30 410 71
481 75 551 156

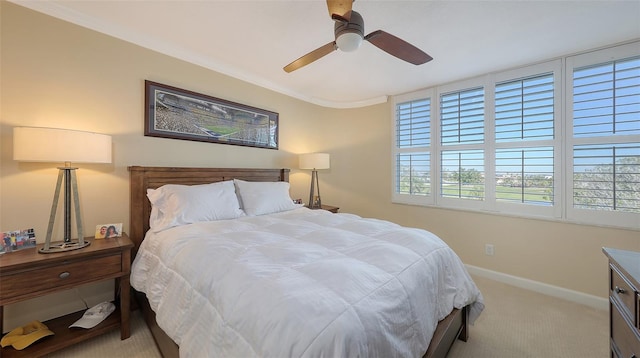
283 0 433 73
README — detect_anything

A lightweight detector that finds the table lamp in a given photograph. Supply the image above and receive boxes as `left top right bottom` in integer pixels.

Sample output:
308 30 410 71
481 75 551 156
299 153 330 209
13 127 112 253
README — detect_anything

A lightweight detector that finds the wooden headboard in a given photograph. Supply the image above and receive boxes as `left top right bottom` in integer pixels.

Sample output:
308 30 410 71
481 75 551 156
128 166 290 257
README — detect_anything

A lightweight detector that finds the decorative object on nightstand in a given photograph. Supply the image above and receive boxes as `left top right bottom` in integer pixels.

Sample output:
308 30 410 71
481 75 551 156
299 152 330 209
13 127 112 253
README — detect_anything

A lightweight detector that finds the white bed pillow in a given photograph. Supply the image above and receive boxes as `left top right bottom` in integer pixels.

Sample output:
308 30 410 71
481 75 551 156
234 179 300 216
147 180 244 232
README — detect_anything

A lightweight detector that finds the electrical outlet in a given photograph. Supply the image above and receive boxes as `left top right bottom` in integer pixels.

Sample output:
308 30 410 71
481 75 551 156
485 244 495 256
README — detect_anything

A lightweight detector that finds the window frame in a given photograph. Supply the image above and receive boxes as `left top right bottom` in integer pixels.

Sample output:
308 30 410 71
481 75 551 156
392 88 436 206
391 41 639 230
435 76 488 212
491 60 563 220
564 42 640 229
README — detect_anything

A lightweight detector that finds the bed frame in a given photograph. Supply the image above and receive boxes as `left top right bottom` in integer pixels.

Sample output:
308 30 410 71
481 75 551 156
128 166 469 358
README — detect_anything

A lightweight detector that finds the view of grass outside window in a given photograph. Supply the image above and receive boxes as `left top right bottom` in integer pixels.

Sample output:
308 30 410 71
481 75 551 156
495 147 554 205
441 150 484 200
392 42 639 229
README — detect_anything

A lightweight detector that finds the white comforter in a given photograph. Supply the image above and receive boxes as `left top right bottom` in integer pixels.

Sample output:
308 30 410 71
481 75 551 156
131 208 483 358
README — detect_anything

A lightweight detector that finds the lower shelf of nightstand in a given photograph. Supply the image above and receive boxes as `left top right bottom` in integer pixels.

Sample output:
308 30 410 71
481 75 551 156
1 307 121 358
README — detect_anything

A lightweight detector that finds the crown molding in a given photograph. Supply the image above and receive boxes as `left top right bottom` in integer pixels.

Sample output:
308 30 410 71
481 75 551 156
8 1 387 109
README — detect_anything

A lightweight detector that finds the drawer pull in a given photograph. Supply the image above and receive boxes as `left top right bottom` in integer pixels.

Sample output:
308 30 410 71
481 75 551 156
614 286 626 294
59 272 70 279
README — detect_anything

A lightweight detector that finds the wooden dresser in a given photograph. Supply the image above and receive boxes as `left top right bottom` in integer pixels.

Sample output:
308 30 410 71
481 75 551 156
603 247 640 358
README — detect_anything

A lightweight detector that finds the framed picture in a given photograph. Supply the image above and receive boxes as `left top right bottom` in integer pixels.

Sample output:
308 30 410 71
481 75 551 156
144 80 279 149
1 228 36 253
95 223 123 239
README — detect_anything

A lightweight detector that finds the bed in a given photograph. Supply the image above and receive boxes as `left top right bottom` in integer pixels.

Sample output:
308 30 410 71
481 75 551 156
128 166 483 358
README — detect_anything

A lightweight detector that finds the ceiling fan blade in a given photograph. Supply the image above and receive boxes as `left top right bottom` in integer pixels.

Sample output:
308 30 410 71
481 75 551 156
327 0 353 21
365 30 433 65
283 42 337 73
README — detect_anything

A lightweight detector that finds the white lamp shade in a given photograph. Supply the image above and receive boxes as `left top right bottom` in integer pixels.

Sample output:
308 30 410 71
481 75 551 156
336 32 363 52
299 153 330 170
13 127 112 164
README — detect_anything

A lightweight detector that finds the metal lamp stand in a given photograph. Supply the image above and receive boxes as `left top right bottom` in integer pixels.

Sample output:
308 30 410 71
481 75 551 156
39 164 90 253
308 169 322 209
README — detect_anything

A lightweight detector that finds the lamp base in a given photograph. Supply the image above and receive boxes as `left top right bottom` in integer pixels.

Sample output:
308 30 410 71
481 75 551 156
308 199 322 209
307 170 322 209
39 240 91 254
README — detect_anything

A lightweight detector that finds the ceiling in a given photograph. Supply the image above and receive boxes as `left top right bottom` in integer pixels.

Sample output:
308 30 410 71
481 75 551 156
11 0 640 108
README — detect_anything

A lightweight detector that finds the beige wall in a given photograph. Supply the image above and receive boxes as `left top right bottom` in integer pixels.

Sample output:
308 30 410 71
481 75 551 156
1 2 638 330
0 2 339 328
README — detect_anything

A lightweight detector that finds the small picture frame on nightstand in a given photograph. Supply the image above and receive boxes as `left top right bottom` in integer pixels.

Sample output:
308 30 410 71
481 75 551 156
1 228 36 253
95 223 123 239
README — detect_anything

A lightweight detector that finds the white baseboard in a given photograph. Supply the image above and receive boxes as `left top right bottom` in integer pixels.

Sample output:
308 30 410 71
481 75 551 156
465 264 608 311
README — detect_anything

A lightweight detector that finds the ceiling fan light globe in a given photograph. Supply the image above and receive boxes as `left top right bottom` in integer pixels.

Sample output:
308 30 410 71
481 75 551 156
336 32 362 52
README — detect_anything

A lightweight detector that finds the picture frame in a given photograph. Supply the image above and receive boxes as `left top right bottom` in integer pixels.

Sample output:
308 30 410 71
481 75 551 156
95 223 123 239
144 80 279 150
1 228 36 253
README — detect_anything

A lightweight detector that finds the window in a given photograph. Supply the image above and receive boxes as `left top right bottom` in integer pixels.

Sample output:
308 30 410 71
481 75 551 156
573 143 640 212
392 41 639 229
495 74 554 142
495 147 554 205
441 149 485 200
494 74 555 207
572 58 640 138
440 88 484 145
439 87 485 203
393 94 433 204
566 43 640 228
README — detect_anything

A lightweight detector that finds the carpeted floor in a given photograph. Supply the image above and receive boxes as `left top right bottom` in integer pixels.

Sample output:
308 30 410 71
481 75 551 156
447 275 608 357
45 309 161 358
43 275 608 357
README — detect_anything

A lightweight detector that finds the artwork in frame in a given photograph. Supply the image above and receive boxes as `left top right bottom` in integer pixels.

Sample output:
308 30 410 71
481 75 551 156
144 80 278 149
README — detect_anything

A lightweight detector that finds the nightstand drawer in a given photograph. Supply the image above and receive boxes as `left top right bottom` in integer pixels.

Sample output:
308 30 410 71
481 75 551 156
0 253 122 302
611 265 636 320
611 300 640 358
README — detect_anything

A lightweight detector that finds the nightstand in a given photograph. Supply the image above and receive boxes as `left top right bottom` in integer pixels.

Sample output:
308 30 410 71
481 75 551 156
0 235 133 357
306 204 339 213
